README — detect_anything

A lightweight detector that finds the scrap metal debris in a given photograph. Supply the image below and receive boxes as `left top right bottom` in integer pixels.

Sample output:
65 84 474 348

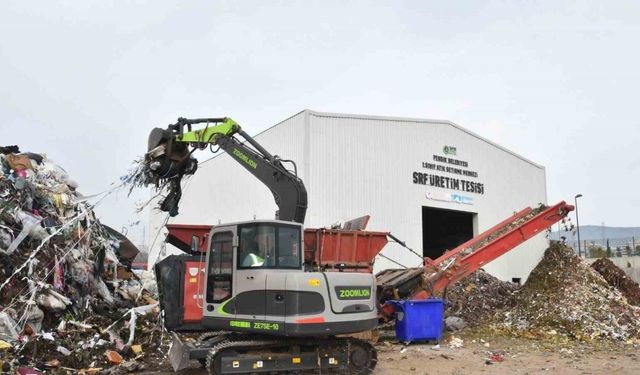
495 243 640 341
590 258 640 306
0 146 163 372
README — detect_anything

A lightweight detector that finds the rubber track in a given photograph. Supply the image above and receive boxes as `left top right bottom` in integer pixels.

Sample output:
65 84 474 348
205 334 377 375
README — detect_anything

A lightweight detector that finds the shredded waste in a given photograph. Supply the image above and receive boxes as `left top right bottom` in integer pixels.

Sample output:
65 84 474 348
459 204 556 256
495 243 640 341
441 244 640 344
0 145 163 373
590 257 640 306
442 270 519 326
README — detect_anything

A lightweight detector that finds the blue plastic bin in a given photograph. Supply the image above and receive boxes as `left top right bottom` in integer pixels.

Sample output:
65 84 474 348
389 299 443 342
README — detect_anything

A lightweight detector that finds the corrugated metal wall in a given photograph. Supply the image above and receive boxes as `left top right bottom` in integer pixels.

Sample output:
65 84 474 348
148 110 548 281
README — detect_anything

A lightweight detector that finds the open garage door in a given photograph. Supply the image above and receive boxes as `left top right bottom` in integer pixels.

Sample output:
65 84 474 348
422 206 475 259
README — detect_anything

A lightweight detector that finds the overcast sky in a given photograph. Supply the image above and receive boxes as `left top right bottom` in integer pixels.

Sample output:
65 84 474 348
1 1 639 245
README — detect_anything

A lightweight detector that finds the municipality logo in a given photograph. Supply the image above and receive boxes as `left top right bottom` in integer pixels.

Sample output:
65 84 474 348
443 146 457 155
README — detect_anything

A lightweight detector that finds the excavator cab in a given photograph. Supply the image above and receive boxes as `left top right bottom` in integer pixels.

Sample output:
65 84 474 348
199 219 378 337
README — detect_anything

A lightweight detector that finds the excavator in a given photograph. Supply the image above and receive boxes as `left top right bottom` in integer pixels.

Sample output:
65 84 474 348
146 118 379 374
144 117 575 374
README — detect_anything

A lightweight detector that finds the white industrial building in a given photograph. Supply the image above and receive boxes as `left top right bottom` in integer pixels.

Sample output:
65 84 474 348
148 110 548 282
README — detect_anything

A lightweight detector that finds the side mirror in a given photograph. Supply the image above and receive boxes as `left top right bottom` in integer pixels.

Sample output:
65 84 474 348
191 235 200 253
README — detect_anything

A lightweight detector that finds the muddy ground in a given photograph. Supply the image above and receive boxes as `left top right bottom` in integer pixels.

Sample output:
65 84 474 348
145 330 640 375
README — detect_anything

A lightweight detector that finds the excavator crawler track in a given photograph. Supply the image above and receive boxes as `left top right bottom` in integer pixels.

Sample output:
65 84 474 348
205 334 377 375
197 332 230 367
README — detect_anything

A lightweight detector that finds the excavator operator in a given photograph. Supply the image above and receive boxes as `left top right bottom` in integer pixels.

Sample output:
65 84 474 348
240 227 275 267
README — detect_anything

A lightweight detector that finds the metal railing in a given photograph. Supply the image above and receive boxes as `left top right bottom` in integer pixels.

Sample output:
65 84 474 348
562 237 640 258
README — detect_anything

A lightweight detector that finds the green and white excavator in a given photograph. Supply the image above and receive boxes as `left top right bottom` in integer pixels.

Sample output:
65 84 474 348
146 117 379 374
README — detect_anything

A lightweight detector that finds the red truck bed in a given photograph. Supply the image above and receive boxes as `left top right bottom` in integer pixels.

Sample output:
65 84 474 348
165 224 389 272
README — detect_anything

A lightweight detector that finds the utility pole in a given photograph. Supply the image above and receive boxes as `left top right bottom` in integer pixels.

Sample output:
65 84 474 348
575 194 583 257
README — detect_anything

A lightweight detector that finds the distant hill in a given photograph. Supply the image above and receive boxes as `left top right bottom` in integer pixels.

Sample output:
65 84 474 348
550 225 640 241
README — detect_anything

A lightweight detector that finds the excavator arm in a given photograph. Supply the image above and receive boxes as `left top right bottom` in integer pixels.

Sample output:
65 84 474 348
145 117 307 223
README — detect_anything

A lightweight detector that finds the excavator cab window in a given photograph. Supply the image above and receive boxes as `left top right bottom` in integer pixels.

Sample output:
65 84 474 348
238 223 301 269
207 231 233 303
278 226 300 268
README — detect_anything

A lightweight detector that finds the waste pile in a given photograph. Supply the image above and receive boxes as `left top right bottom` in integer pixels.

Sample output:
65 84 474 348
591 258 640 306
442 270 519 327
0 145 162 373
495 243 640 341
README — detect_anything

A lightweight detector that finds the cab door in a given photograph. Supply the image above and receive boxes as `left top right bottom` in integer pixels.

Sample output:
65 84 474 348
203 228 234 319
233 224 276 321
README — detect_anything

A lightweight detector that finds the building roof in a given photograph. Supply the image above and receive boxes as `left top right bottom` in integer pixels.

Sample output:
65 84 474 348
304 110 544 169
202 109 544 169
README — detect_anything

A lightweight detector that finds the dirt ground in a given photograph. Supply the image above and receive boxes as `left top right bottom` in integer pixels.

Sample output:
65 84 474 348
145 331 640 375
374 336 640 375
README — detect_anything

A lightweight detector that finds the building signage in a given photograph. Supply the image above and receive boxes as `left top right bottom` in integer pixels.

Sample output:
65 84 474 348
425 191 474 205
413 146 485 195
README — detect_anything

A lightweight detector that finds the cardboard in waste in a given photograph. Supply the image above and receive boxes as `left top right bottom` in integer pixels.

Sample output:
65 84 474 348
106 350 123 365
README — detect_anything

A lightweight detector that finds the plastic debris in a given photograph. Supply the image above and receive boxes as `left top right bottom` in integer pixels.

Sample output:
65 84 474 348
16 367 42 375
444 316 466 331
487 350 506 363
449 336 464 348
120 360 145 372
36 290 72 311
24 305 44 333
4 212 43 254
0 147 164 370
44 359 61 369
56 346 72 356
0 312 18 341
